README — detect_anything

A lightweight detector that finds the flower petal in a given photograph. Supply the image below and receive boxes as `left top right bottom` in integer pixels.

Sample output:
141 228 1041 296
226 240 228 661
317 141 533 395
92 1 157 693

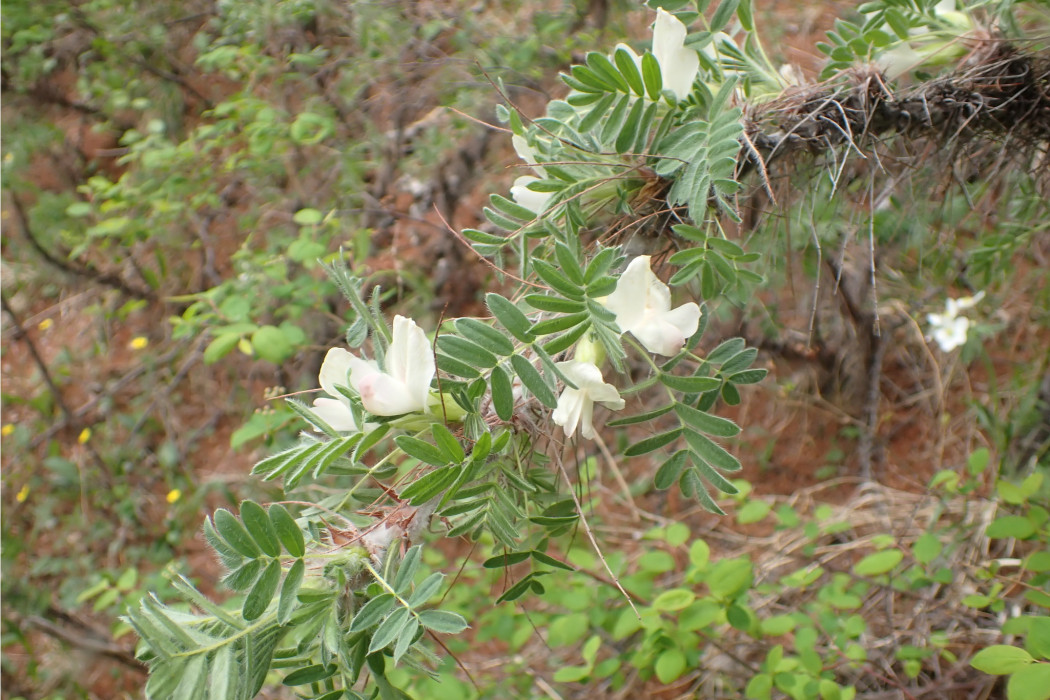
355 369 422 416
512 134 547 178
631 318 690 357
653 9 699 101
663 302 701 342
319 348 354 398
552 387 585 438
604 256 654 331
510 176 553 215
387 315 435 411
311 397 358 432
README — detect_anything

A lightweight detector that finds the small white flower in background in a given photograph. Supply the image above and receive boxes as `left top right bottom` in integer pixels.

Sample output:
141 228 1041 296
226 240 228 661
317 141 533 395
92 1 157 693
512 134 547 178
552 360 625 440
603 255 702 356
652 8 700 102
322 315 435 417
927 291 984 352
510 176 553 215
313 348 361 431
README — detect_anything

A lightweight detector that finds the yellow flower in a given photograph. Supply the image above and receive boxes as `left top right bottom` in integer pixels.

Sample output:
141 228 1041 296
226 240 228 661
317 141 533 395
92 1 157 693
1 424 14 437
78 428 92 444
16 485 30 502
130 336 149 350
166 489 182 504
38 318 53 331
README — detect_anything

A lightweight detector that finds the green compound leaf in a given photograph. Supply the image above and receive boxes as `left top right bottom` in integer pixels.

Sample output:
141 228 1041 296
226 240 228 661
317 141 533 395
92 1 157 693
350 594 396 633
268 504 305 558
655 450 689 490
243 559 282 621
685 431 742 472
418 609 469 634
369 607 411 653
277 558 305 625
510 354 558 409
436 335 499 369
624 428 683 457
641 51 663 100
674 402 741 437
490 364 515 421
660 373 722 393
213 508 260 558
240 500 281 557
454 318 515 356
486 293 535 343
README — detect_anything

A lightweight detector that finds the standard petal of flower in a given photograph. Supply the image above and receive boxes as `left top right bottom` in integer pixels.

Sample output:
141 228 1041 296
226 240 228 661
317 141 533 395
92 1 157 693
653 8 699 101
387 315 434 411
604 256 654 331
311 397 358 432
510 176 553 215
319 347 355 398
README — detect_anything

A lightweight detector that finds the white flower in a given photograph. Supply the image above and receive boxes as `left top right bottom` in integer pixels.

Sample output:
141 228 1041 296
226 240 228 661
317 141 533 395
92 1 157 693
926 291 983 352
551 360 625 440
927 313 970 352
510 176 553 215
336 315 435 416
313 348 360 432
512 134 547 178
652 8 700 102
946 290 985 316
603 256 701 356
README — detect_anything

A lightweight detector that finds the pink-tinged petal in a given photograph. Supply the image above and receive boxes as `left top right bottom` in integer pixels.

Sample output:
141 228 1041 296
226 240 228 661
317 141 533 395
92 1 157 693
319 348 354 398
311 397 358 432
356 370 421 416
653 9 699 101
347 355 381 395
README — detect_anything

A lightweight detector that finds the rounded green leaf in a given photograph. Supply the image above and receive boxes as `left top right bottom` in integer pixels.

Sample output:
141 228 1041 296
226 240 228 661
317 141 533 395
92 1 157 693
970 645 1033 675
292 208 323 225
251 325 293 363
654 648 687 684
1006 661 1050 700
852 550 904 576
652 588 696 612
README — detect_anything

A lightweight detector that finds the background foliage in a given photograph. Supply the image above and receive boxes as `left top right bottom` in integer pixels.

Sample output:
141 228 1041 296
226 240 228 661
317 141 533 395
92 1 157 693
2 0 1049 698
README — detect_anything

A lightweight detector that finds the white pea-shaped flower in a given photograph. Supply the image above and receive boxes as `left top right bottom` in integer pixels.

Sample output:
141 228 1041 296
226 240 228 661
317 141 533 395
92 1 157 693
322 315 435 417
551 360 625 440
604 256 701 357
